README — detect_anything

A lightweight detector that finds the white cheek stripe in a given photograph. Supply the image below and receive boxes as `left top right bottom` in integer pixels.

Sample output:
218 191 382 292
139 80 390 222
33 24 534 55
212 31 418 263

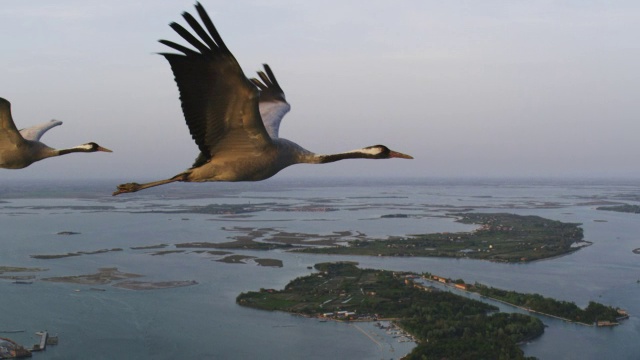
347 148 380 156
74 144 93 150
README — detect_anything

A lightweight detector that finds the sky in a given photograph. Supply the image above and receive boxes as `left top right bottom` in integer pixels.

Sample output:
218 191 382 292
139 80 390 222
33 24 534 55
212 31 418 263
1 0 639 182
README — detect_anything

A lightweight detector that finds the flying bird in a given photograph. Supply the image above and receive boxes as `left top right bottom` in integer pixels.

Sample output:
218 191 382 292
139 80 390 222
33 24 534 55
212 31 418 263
113 2 412 196
0 97 112 169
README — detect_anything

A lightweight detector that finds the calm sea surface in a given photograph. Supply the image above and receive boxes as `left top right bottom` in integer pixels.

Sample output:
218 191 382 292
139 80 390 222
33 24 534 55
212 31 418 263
1 178 639 359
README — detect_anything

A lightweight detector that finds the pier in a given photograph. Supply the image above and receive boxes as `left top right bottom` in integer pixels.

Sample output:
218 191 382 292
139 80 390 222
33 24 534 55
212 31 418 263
32 331 48 352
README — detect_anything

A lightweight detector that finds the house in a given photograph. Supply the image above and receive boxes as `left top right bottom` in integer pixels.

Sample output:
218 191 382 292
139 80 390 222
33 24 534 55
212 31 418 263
454 283 468 290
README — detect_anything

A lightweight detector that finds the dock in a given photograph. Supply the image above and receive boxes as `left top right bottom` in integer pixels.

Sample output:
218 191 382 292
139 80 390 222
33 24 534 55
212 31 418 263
32 331 48 352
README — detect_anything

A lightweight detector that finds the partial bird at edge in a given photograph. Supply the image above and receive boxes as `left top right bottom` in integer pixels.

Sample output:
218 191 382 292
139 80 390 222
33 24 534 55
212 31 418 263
113 2 412 196
0 97 112 170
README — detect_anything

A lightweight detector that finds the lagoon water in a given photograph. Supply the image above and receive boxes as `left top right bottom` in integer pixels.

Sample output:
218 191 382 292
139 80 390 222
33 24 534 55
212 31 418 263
1 178 639 359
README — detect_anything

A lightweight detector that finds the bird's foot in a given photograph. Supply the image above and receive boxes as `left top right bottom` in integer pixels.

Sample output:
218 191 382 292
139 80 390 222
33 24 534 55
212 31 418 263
112 182 142 196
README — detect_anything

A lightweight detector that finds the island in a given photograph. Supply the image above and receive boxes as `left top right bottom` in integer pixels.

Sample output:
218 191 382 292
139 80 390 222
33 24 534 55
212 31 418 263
176 240 293 251
41 267 198 290
238 262 628 359
238 262 543 360
112 280 198 290
30 248 123 260
176 226 366 249
596 204 640 214
143 203 267 215
171 213 588 263
0 266 48 274
42 267 143 285
0 266 47 281
296 213 587 262
130 244 169 250
215 255 283 267
56 231 81 236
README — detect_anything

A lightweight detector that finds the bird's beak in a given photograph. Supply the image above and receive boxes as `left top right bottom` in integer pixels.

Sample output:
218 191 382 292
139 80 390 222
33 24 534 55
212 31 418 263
98 146 113 153
390 150 413 159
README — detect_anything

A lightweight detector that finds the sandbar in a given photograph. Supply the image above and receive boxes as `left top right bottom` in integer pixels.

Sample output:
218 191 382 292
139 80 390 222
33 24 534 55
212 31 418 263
216 255 256 264
131 244 169 250
31 248 123 260
42 267 142 285
112 280 198 290
0 266 47 274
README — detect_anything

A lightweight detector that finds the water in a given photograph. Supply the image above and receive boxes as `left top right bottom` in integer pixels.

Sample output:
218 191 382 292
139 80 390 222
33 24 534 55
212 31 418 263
1 178 639 359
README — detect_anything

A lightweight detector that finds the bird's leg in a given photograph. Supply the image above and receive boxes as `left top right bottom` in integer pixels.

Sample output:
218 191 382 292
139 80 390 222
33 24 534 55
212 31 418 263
112 182 145 195
112 174 187 196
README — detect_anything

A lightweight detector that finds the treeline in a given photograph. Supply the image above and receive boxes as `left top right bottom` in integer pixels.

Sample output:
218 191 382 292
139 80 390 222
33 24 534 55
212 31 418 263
470 283 622 324
403 312 542 360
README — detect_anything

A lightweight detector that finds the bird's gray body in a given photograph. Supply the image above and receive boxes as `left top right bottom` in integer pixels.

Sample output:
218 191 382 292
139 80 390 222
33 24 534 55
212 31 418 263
187 138 314 182
0 139 55 169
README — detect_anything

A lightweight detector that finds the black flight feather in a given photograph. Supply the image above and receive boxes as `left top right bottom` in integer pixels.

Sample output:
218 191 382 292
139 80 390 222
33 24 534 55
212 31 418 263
195 2 229 53
169 22 211 55
182 12 217 50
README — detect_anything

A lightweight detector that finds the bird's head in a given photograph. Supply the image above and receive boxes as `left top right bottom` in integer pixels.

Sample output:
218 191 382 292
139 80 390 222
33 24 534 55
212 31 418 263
362 145 413 159
77 142 113 153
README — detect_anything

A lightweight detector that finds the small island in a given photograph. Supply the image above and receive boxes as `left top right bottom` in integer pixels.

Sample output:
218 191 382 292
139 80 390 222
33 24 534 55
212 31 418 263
41 267 198 291
215 255 283 267
0 266 48 282
56 231 81 236
112 280 198 290
0 266 47 275
297 213 587 263
30 248 123 260
42 267 143 285
596 204 640 214
130 244 169 250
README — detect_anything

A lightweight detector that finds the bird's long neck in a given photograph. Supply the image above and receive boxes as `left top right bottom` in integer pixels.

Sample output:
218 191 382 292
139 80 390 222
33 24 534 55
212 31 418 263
57 144 95 156
312 148 384 164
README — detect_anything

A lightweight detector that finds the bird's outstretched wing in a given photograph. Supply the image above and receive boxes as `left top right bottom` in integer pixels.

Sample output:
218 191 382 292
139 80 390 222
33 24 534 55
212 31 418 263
19 120 63 141
251 65 291 139
0 98 25 147
159 2 272 163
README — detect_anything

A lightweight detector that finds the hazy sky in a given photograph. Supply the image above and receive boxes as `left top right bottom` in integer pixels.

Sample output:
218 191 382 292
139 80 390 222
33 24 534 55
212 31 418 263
1 0 639 182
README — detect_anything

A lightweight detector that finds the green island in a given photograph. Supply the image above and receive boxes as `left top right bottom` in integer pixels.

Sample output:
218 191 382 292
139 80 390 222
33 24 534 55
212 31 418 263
296 213 587 263
238 262 627 359
457 281 628 326
596 204 640 214
238 262 543 360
